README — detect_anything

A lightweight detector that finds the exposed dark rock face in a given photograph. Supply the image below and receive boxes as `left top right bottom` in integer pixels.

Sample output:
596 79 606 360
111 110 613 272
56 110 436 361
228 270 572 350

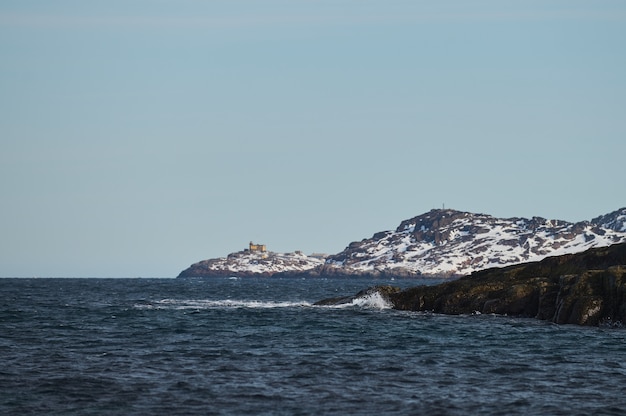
317 243 626 326
591 207 626 232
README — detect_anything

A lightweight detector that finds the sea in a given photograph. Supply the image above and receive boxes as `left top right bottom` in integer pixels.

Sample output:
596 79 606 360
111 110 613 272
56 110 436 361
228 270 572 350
2 277 626 416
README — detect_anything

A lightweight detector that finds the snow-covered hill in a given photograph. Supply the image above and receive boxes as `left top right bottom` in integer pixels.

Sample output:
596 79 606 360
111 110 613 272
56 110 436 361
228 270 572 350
323 208 626 277
178 208 626 278
178 249 326 278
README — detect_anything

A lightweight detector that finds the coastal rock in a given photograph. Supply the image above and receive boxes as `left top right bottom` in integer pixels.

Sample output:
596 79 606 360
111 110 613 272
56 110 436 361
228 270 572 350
317 243 626 326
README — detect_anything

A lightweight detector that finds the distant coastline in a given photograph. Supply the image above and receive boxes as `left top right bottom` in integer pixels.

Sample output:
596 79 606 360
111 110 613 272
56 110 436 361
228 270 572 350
178 208 626 279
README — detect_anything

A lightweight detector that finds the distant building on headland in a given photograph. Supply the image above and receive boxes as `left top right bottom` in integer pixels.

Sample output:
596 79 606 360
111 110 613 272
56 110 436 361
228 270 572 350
249 241 267 252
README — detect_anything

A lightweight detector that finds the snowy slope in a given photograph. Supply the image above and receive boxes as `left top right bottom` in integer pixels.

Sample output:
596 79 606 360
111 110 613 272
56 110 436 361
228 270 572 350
178 250 326 278
324 208 626 277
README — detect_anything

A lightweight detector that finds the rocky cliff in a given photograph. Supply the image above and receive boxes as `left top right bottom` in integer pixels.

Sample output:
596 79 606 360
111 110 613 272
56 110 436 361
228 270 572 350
316 242 626 326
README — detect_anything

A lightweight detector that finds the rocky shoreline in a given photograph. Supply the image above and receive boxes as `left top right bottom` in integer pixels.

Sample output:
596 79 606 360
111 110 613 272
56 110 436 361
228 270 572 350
315 242 626 326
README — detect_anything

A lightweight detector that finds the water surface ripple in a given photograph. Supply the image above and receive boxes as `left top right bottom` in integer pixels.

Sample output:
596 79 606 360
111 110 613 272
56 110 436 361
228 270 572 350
2 278 625 415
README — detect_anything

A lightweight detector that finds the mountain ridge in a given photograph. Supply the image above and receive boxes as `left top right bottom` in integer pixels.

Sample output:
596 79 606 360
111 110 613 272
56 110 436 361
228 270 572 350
177 207 626 278
323 207 626 277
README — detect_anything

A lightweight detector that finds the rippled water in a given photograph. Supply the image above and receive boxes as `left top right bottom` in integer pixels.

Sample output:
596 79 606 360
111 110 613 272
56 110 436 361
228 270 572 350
2 277 626 415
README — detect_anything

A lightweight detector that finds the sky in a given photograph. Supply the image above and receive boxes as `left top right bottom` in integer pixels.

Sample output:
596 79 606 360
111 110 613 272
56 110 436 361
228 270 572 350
1 0 625 277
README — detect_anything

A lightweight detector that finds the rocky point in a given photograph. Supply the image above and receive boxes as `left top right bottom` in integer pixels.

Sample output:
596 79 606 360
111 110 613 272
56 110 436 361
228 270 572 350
315 242 626 326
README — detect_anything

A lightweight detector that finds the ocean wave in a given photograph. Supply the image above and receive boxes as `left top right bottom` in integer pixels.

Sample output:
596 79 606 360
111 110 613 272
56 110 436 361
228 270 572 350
135 292 393 311
135 299 313 310
350 291 393 310
318 291 394 310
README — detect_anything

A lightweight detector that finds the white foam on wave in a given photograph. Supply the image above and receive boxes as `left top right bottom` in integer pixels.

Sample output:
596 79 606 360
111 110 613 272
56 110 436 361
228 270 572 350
136 292 393 311
135 299 312 310
350 292 393 310
313 291 394 310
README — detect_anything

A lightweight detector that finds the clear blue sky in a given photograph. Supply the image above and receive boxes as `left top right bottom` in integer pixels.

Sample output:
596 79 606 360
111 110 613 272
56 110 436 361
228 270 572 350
1 1 625 277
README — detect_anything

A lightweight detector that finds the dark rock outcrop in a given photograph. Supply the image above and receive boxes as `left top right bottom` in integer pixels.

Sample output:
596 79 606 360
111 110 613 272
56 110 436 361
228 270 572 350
591 207 626 232
317 243 626 326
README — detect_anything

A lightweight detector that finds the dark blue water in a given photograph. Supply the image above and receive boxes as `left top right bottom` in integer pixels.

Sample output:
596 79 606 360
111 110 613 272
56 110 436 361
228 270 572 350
2 277 626 415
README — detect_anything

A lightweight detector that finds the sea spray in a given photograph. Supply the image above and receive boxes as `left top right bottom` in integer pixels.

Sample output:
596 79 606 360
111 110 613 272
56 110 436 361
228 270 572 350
313 285 401 308
351 291 393 310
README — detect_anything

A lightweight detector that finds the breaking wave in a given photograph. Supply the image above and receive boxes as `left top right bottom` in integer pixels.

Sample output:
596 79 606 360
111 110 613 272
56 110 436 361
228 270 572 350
136 292 393 311
350 291 393 310
318 291 394 310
